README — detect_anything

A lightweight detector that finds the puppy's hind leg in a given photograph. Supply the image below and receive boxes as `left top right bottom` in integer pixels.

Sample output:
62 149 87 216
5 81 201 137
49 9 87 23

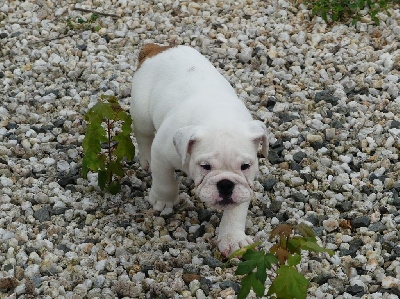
148 156 180 211
134 131 153 171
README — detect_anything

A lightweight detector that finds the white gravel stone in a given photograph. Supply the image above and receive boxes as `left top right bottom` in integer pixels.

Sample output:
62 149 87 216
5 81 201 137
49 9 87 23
323 219 339 232
57 160 70 172
0 177 13 187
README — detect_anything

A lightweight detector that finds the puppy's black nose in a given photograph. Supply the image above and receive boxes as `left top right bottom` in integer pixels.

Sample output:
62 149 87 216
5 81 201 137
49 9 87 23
217 179 235 196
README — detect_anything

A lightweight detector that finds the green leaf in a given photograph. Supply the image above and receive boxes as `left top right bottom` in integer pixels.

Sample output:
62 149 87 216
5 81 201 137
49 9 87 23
98 170 108 190
77 18 85 24
236 259 258 275
109 181 121 195
243 248 265 261
113 134 135 161
83 125 107 152
289 236 334 256
93 26 102 32
301 238 334 256
288 254 301 266
82 151 99 178
239 273 265 299
237 278 251 299
226 242 261 263
294 223 315 238
109 160 124 178
268 266 309 299
263 253 279 269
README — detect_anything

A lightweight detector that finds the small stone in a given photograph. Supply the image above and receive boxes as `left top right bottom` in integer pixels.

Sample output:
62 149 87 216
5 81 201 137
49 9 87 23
197 209 212 222
85 214 96 225
33 207 51 222
220 281 240 294
183 264 200 275
290 177 304 186
203 256 223 268
293 151 307 163
189 279 200 295
323 219 339 232
42 157 55 167
349 238 363 253
270 201 282 214
173 227 188 239
0 177 13 187
53 118 65 128
325 128 336 140
77 44 87 51
336 201 352 212
268 148 283 164
153 217 166 227
182 273 201 285
315 90 339 105
262 176 277 191
58 176 77 187
351 216 371 228
6 122 18 129
196 289 207 299
312 274 331 285
306 134 323 143
291 192 308 203
390 120 400 129
238 47 253 63
160 207 174 216
200 277 212 296
347 284 365 295
57 160 70 172
381 276 400 288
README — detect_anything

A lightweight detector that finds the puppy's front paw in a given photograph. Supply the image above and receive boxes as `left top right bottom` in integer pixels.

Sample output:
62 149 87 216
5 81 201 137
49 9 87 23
148 192 180 211
139 157 150 172
217 232 253 257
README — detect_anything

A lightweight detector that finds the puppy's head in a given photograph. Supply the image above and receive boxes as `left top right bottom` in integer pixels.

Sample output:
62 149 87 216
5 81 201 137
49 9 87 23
173 120 268 210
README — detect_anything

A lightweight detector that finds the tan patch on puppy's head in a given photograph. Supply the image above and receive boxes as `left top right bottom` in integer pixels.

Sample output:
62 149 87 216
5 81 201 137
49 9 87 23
137 44 175 70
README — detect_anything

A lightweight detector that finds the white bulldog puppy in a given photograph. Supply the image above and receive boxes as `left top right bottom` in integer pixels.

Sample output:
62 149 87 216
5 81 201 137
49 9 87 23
130 44 268 256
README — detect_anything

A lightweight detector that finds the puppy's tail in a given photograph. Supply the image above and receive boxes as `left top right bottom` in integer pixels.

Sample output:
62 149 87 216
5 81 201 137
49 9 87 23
137 44 175 70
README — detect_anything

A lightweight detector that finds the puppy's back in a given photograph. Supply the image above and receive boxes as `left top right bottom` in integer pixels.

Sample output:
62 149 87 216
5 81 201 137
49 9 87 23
137 44 175 70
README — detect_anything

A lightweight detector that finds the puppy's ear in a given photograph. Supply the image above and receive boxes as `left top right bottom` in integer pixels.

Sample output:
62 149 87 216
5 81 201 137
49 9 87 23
248 120 269 158
173 126 202 165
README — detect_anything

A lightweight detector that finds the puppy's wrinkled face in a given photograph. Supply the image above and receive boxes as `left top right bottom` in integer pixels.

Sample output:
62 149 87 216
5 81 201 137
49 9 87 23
188 129 260 210
173 120 268 210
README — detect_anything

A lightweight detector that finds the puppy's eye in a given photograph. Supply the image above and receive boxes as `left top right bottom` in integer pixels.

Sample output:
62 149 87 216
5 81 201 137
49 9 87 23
200 164 211 171
241 163 251 171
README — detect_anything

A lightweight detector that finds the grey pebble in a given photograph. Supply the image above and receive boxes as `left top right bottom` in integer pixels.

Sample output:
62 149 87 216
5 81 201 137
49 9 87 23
351 216 371 228
291 192 308 203
220 281 240 294
203 256 224 268
293 151 307 163
33 207 51 222
314 90 339 105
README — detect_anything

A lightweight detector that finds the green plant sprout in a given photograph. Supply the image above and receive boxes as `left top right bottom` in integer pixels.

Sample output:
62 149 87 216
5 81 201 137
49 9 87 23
298 0 396 25
227 223 334 299
82 95 135 194
67 13 102 32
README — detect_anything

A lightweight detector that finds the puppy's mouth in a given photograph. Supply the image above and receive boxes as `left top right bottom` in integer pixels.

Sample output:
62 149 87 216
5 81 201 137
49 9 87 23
213 196 237 209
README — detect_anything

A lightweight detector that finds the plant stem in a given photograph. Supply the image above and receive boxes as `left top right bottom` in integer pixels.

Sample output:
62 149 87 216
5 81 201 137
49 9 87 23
107 119 113 183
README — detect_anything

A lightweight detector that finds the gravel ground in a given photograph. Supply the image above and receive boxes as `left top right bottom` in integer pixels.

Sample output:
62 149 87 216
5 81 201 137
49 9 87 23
1 0 400 298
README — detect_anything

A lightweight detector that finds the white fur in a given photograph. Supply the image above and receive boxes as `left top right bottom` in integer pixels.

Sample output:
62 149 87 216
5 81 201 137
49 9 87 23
130 45 268 256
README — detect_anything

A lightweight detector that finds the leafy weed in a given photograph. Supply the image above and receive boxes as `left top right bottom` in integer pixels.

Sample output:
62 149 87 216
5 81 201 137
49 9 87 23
82 95 135 194
298 0 396 25
227 223 334 299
